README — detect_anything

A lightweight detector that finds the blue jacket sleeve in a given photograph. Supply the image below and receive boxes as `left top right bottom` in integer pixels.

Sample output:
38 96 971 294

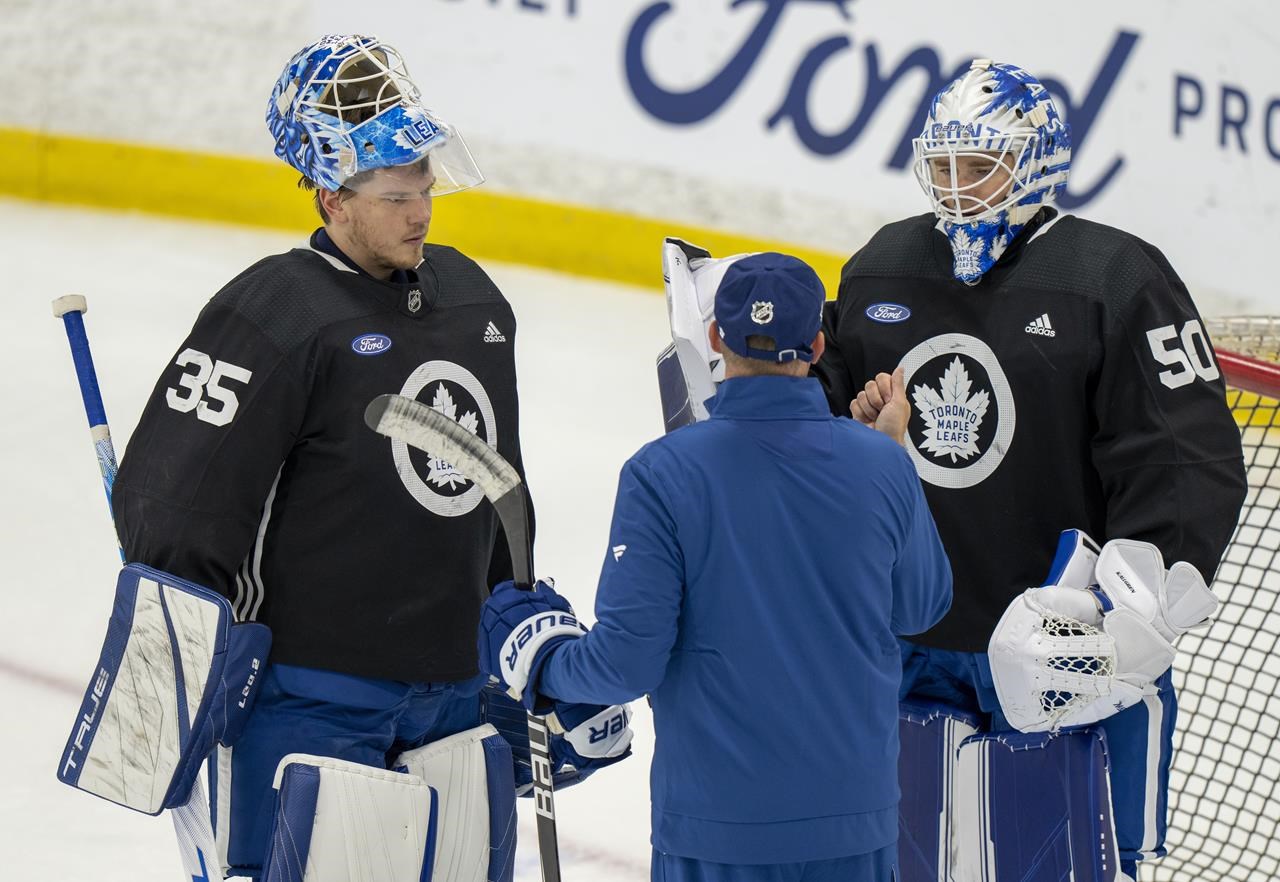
539 455 684 705
890 460 953 637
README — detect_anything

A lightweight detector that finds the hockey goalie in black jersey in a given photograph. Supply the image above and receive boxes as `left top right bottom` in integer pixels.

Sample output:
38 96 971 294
101 35 631 881
812 60 1246 882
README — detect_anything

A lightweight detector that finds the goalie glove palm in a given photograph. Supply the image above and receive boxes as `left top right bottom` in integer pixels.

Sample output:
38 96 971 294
989 531 1218 733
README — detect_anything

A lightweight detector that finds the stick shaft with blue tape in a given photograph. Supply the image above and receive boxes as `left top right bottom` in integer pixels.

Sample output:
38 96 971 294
52 295 119 523
52 294 224 882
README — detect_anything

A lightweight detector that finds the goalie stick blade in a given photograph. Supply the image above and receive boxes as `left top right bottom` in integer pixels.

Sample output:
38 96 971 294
364 394 521 499
363 393 532 585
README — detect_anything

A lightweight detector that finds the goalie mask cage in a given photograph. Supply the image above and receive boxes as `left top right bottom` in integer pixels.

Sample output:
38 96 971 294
1151 317 1280 882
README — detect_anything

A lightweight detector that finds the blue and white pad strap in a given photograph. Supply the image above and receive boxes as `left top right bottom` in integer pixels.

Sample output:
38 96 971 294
57 563 271 814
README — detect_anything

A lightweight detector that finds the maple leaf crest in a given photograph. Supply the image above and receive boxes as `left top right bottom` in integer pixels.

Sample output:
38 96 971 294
988 231 1010 264
424 383 481 490
911 357 990 462
950 228 986 281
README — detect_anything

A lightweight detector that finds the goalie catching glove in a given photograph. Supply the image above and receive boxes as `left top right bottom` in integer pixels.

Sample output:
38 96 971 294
989 530 1218 732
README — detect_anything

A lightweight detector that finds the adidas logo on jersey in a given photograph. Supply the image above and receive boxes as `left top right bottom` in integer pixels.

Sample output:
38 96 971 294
483 321 507 343
1025 314 1056 337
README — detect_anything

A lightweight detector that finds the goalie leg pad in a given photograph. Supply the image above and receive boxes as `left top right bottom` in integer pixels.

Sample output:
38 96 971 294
1093 667 1177 862
261 754 438 882
58 563 270 814
897 700 983 882
394 724 516 882
952 727 1120 882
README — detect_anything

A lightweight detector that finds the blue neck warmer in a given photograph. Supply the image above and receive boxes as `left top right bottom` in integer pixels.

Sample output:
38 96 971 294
941 216 1024 285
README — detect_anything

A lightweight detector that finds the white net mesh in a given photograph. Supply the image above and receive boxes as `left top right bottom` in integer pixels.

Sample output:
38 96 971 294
1036 613 1114 723
1149 317 1280 882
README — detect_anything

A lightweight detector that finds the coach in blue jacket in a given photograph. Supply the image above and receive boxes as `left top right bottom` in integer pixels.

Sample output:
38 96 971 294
480 252 952 881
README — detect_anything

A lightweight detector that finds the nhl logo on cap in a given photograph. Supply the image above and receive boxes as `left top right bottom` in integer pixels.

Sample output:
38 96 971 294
714 252 825 363
751 301 774 324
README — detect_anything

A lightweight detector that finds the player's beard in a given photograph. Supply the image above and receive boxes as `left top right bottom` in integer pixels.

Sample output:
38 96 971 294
350 213 428 276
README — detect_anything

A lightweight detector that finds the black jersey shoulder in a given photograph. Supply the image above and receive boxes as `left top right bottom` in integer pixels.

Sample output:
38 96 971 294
207 248 389 354
422 243 508 310
1007 216 1179 313
841 213 943 282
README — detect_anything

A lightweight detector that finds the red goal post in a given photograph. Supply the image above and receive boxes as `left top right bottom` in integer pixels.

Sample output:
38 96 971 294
1149 317 1280 882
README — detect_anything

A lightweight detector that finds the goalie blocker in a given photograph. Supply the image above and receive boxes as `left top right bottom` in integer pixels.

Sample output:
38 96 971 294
58 563 270 814
655 238 758 433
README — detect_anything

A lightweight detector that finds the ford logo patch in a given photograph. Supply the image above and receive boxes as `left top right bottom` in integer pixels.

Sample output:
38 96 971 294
352 334 392 356
865 303 911 323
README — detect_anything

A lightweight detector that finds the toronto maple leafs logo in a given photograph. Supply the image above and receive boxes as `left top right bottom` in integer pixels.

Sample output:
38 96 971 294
424 383 480 490
899 334 1016 490
392 360 499 517
948 228 987 282
912 357 990 462
944 219 1019 284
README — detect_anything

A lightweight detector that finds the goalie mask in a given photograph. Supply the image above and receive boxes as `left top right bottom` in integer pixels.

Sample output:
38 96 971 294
913 60 1071 285
267 34 484 194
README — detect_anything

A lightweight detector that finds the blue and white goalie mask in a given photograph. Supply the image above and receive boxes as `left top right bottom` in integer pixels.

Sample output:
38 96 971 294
267 34 484 195
913 59 1072 284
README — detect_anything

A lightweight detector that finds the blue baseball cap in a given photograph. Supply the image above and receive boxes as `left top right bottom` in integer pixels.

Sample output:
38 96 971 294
714 252 825 363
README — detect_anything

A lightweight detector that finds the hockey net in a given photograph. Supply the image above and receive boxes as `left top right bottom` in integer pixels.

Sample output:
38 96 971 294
1152 317 1280 882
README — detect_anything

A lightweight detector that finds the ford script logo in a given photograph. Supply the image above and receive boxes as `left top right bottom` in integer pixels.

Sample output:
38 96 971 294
352 334 393 356
865 303 911 324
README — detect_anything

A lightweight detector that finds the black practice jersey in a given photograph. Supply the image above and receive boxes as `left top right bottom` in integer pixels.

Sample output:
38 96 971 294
113 237 527 682
813 210 1247 652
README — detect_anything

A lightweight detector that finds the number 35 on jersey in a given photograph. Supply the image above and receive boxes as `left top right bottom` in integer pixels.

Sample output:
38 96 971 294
165 348 254 426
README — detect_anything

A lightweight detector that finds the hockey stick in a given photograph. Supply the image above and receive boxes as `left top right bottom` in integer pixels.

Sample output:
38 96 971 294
52 295 224 882
364 393 563 882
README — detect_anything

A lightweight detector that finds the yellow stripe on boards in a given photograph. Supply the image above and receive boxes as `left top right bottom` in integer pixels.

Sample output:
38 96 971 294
0 127 846 294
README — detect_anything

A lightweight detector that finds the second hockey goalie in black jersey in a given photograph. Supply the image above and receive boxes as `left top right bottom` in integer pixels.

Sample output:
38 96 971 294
812 60 1246 882
816 205 1245 651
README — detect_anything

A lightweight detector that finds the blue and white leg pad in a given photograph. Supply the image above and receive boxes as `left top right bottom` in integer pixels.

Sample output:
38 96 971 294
953 727 1121 882
897 701 983 882
260 726 515 882
262 754 439 882
395 724 517 882
57 563 270 813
